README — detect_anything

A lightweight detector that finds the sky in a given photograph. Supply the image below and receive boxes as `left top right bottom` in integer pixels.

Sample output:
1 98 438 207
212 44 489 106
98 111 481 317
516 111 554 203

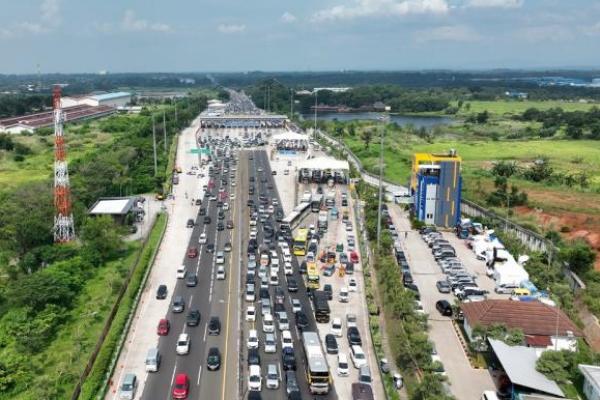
0 0 599 73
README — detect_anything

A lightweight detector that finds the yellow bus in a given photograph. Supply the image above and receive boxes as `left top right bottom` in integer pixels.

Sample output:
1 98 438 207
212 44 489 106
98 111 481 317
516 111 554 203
293 228 309 256
306 262 320 289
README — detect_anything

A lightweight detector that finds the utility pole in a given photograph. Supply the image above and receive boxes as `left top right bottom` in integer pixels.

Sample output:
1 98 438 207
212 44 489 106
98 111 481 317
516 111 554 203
152 114 158 176
376 114 388 252
290 88 293 118
313 90 318 140
163 111 167 154
174 104 178 125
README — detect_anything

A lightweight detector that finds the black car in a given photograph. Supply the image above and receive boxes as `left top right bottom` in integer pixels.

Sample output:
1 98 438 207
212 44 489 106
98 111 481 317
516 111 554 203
323 284 333 300
248 348 260 366
185 273 198 287
405 283 421 300
156 284 167 299
287 277 298 292
325 334 338 354
347 326 362 346
402 272 414 286
186 218 195 228
199 207 206 216
299 261 307 275
436 300 453 317
217 222 224 231
259 288 270 300
282 347 296 370
208 316 221 335
207 347 221 370
295 311 309 329
274 303 285 313
206 243 215 253
195 198 202 206
186 310 201 327
203 216 211 224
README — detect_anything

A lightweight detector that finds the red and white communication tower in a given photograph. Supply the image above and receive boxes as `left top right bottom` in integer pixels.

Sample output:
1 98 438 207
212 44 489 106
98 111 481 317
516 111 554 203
52 85 75 242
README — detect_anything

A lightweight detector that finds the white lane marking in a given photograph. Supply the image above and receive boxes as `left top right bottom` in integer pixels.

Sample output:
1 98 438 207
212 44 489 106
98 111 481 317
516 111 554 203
197 365 203 386
169 362 178 392
189 294 194 306
203 323 208 342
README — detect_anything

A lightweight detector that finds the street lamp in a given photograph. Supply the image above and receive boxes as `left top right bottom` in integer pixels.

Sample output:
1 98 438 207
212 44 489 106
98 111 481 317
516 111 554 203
376 113 389 252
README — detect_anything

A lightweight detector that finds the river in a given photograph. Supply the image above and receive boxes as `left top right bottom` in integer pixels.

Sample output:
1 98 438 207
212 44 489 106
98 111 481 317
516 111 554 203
301 112 452 129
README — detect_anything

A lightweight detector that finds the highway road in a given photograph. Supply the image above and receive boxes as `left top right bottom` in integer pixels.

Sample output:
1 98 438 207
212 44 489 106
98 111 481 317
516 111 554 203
239 149 339 400
141 134 240 400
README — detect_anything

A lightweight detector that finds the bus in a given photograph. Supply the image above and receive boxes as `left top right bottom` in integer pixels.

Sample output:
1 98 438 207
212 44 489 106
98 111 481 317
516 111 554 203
302 331 331 394
312 291 330 323
311 194 323 213
293 228 309 256
306 262 320 290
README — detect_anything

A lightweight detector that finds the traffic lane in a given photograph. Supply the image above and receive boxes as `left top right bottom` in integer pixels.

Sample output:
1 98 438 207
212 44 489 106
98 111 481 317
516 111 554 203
141 163 225 399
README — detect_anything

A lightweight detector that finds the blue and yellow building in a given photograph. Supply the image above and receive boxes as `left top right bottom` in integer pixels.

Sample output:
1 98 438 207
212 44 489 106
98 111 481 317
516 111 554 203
411 151 462 227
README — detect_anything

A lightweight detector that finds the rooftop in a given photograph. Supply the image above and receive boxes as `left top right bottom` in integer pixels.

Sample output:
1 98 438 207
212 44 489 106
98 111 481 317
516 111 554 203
0 104 116 130
461 299 582 337
89 197 136 215
91 91 131 101
579 364 600 392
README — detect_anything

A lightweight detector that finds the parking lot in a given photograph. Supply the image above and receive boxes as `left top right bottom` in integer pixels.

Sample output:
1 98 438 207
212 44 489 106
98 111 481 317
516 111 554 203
388 205 497 400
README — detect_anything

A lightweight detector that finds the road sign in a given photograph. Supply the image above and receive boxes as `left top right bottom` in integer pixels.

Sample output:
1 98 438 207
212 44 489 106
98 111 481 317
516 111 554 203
190 147 211 155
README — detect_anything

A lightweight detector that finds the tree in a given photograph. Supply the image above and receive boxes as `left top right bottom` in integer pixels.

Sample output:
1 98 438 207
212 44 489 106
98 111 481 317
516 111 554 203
476 110 490 124
81 216 123 265
360 129 374 149
412 373 453 400
560 240 596 274
536 350 571 383
523 157 553 182
491 160 518 178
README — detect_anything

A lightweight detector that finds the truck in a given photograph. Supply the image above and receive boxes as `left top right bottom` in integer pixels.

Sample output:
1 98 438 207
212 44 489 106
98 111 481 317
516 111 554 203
325 191 335 209
318 210 328 231
301 191 312 204
312 290 330 323
311 194 323 213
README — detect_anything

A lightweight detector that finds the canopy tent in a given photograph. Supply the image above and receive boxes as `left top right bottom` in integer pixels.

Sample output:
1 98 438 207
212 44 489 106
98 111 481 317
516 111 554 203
298 156 350 171
271 131 309 142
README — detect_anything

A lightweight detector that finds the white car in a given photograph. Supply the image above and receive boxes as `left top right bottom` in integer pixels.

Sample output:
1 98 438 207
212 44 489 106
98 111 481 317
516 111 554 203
331 318 343 337
176 333 190 355
279 242 289 252
277 311 289 331
351 345 367 368
198 233 207 244
266 363 280 390
262 313 275 333
284 262 293 276
250 218 257 227
248 365 262 391
264 333 277 353
247 329 259 349
216 251 225 264
283 252 292 263
337 353 350 377
223 202 229 210
348 278 358 292
230 193 235 200
346 313 357 328
246 306 256 322
250 230 258 240
281 330 293 349
216 265 226 280
176 265 186 279
339 287 349 303
291 298 302 313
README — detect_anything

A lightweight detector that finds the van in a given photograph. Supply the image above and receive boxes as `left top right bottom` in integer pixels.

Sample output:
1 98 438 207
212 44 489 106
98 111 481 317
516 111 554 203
337 353 350 376
145 348 161 372
351 345 367 368
481 391 500 400
358 365 372 384
263 313 275 333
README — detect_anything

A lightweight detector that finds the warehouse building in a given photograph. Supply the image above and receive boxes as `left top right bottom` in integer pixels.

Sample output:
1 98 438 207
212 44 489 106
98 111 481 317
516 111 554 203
411 150 462 227
62 91 131 108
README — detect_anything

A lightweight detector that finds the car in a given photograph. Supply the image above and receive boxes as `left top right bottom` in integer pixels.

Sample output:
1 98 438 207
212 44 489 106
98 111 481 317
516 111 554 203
199 207 206 216
195 198 202 205
349 251 359 264
262 312 275 333
216 251 225 264
227 220 234 229
205 243 215 253
325 334 339 354
172 296 185 313
208 316 221 335
217 265 226 280
295 311 309 329
156 284 167 299
247 348 261 366
176 333 190 355
119 373 137 399
172 373 190 399
277 311 290 331
186 310 201 327
186 218 195 228
157 318 170 336
176 265 186 279
248 365 262 391
291 298 302 313
346 313 358 328
203 216 211 224
338 353 350 377
246 306 256 322
247 329 259 349
282 347 296 371
198 233 208 244
347 326 362 346
206 347 221 370
285 371 300 395
339 286 349 303
323 284 333 300
187 247 198 258
265 333 277 353
436 280 451 293
217 222 224 231
281 329 293 349
436 300 453 317
351 345 367 368
224 242 232 252
348 278 358 292
185 273 198 287
287 277 298 292
266 363 280 389
331 318 343 337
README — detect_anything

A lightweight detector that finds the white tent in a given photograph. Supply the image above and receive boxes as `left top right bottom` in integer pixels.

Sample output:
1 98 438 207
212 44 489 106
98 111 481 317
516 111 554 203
271 131 309 142
298 156 350 171
493 259 529 286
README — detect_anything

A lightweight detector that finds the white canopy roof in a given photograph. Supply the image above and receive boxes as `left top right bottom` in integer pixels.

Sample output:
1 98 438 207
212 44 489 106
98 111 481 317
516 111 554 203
298 156 350 171
272 131 309 142
89 198 135 215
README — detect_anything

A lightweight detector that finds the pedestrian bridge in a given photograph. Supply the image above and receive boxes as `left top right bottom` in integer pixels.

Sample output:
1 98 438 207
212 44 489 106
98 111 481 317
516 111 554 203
199 114 288 128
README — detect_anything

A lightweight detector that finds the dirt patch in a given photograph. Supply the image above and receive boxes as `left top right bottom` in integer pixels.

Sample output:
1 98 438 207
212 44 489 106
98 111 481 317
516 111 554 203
514 205 600 270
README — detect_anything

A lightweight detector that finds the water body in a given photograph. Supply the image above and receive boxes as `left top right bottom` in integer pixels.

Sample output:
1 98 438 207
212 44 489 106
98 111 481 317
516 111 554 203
302 112 452 129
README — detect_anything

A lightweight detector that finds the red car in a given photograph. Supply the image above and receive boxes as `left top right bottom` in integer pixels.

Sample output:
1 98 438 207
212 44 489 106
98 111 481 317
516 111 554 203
187 247 198 258
157 318 170 336
172 373 189 399
349 251 359 264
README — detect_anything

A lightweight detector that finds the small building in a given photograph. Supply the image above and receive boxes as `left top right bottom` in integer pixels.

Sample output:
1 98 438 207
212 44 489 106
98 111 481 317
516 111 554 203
411 151 462 227
579 364 600 400
88 197 140 224
461 300 583 352
84 92 131 107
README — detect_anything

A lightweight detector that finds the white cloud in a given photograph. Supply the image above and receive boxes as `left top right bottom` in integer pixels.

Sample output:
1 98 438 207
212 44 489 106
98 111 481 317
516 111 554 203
16 22 47 34
217 23 246 33
466 0 523 8
415 24 481 42
311 0 449 22
582 21 600 35
41 0 61 24
281 12 297 23
122 10 171 32
516 25 574 43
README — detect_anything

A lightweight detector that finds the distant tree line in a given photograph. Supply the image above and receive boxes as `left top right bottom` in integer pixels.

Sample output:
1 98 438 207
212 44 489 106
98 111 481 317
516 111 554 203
517 107 600 139
0 94 52 118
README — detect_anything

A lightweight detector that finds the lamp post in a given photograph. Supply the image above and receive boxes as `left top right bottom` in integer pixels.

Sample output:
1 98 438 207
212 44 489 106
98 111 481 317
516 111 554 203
376 114 389 252
313 90 318 141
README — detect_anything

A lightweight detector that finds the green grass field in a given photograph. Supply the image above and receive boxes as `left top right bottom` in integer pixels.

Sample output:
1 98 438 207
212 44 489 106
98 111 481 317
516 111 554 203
457 100 598 116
